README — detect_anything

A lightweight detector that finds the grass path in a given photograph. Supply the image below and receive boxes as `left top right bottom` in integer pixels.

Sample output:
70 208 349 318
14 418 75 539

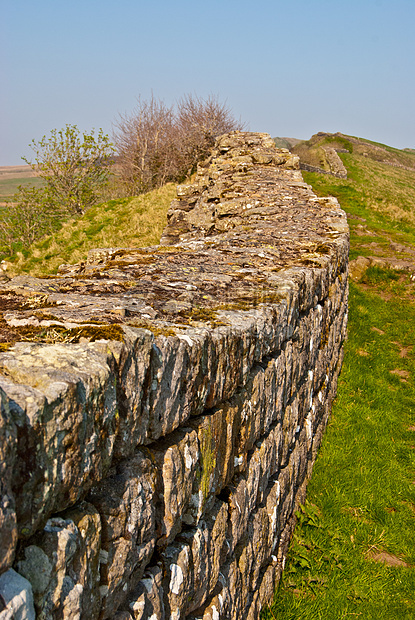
263 283 415 618
263 154 415 617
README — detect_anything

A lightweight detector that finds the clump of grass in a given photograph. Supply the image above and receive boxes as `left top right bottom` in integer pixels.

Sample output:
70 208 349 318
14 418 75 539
360 265 401 285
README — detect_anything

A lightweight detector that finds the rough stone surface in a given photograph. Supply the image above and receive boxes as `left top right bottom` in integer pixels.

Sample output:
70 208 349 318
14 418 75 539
0 569 35 620
16 503 101 620
0 132 349 619
0 388 17 574
86 452 157 619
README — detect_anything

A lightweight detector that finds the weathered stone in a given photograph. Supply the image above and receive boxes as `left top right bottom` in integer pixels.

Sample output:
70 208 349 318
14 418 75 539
189 401 241 521
93 328 154 458
16 503 101 620
162 542 192 619
128 564 165 620
86 452 156 619
0 342 118 538
0 569 35 620
0 387 17 574
151 428 200 546
180 500 228 614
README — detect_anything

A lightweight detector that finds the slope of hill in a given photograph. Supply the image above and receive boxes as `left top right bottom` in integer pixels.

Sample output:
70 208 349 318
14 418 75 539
264 134 415 619
4 183 176 276
273 136 303 150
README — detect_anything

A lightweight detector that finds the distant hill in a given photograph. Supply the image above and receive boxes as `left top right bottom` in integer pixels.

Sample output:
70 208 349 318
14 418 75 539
273 136 302 150
0 165 35 177
294 131 415 281
291 131 415 175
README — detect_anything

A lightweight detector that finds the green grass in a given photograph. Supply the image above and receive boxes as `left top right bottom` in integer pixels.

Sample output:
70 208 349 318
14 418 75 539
7 183 176 276
263 284 415 618
263 138 415 618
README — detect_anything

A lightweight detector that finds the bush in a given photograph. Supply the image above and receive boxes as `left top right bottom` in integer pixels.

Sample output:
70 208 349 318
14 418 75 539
23 125 115 215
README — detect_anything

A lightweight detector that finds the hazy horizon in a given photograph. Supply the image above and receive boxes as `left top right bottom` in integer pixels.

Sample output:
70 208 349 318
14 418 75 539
2 0 414 166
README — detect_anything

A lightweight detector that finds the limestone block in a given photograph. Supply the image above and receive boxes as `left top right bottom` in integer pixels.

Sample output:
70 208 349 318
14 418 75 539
194 574 230 619
0 387 17 574
86 452 156 619
235 540 259 618
244 450 262 513
258 560 281 608
189 402 241 521
180 499 228 613
161 542 192 619
151 429 200 545
16 503 101 620
220 557 243 620
245 591 261 620
0 342 118 537
235 350 286 460
92 328 154 458
0 569 35 620
228 478 250 553
247 506 269 590
203 326 256 410
147 334 206 441
128 565 165 620
277 464 295 526
280 396 300 467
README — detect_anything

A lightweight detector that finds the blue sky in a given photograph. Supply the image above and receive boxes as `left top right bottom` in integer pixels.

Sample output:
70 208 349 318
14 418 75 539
2 0 414 165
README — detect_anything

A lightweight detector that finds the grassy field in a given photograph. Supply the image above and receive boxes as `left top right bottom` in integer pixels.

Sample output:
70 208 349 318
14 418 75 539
0 175 44 200
263 137 415 618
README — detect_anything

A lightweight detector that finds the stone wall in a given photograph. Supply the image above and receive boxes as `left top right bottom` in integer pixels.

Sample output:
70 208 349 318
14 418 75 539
299 146 347 179
0 132 349 619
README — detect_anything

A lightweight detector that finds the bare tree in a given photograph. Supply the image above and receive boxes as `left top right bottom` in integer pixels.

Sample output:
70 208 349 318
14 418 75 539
113 94 244 195
176 94 244 175
114 96 177 195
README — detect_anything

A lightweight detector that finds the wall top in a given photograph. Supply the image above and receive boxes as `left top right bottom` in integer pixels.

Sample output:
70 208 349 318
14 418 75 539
0 131 348 350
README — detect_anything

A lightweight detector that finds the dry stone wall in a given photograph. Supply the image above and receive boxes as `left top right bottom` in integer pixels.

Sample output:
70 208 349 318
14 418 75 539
0 132 349 619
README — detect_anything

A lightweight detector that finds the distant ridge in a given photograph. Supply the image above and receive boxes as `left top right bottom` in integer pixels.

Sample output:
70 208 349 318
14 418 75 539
0 165 35 179
291 131 415 174
273 136 302 150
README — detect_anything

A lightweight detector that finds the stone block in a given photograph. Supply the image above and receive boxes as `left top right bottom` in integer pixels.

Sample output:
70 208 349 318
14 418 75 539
0 342 118 538
0 387 17 574
151 429 200 545
128 565 165 620
0 568 35 620
93 328 153 458
16 503 101 620
86 452 156 619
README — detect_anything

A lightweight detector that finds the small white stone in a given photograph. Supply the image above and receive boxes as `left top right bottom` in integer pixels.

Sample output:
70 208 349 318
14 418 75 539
169 564 184 595
234 455 243 467
178 334 193 347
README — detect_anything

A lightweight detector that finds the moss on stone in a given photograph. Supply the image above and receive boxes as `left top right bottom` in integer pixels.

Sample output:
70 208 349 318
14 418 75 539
127 320 176 338
199 421 216 501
